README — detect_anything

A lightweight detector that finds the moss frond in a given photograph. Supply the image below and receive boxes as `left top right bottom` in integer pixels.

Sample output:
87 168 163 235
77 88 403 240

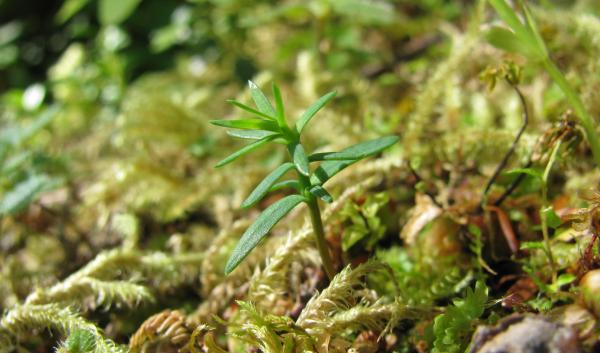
26 278 154 309
319 300 406 335
228 301 315 353
297 261 387 331
0 304 126 353
247 225 317 311
57 249 203 291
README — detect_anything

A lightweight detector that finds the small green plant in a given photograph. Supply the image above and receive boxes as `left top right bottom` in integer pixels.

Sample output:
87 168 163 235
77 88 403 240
431 280 488 353
486 0 600 167
211 81 399 279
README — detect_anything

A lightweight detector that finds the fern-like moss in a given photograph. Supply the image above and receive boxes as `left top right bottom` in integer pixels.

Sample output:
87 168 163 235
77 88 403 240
0 304 126 353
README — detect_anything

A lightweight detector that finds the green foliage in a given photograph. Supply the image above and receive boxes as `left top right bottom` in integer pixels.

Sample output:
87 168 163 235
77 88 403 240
228 301 315 353
0 304 127 353
0 106 65 215
295 91 337 134
241 163 295 208
211 81 399 275
224 195 306 274
431 281 488 353
296 261 410 344
63 329 96 353
376 246 473 307
340 192 389 251
0 174 61 215
486 0 547 61
98 0 143 25
487 0 600 166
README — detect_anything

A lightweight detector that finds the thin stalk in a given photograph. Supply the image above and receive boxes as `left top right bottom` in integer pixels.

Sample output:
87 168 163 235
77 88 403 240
292 143 335 281
540 139 561 282
307 196 335 281
481 86 529 207
541 58 600 166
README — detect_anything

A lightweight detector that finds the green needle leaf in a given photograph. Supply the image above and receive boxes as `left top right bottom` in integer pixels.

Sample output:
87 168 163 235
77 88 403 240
295 91 337 133
488 0 530 42
215 135 276 167
310 136 399 185
210 118 278 131
248 81 277 117
521 1 548 58
310 159 356 186
241 163 295 208
309 185 333 203
309 136 399 161
272 83 286 125
484 26 541 59
225 195 306 274
269 180 301 192
291 143 310 176
227 99 276 120
227 130 278 140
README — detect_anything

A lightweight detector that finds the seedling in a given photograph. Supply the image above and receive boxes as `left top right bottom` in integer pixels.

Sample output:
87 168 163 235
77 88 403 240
211 81 399 280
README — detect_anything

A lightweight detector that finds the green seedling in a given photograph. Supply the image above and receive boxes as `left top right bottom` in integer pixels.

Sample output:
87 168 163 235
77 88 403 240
486 0 600 167
211 81 399 280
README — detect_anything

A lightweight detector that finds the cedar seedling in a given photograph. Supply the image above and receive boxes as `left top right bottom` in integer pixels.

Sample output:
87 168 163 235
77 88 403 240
211 81 399 280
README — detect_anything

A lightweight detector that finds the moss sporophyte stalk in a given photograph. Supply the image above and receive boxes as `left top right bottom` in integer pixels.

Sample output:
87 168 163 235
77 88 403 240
210 81 399 280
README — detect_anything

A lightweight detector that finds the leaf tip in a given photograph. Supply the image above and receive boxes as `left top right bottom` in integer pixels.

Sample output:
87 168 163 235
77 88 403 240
224 260 236 275
240 200 252 209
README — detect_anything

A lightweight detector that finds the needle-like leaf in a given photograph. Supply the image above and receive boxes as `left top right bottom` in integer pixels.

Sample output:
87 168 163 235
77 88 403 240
291 143 310 176
310 159 356 186
215 135 276 167
227 130 278 140
248 80 277 117
269 180 301 192
310 136 399 185
225 195 306 274
309 185 333 203
488 0 531 43
308 136 399 161
295 91 337 134
241 162 295 208
484 26 541 59
210 118 278 131
272 83 285 125
227 99 276 120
